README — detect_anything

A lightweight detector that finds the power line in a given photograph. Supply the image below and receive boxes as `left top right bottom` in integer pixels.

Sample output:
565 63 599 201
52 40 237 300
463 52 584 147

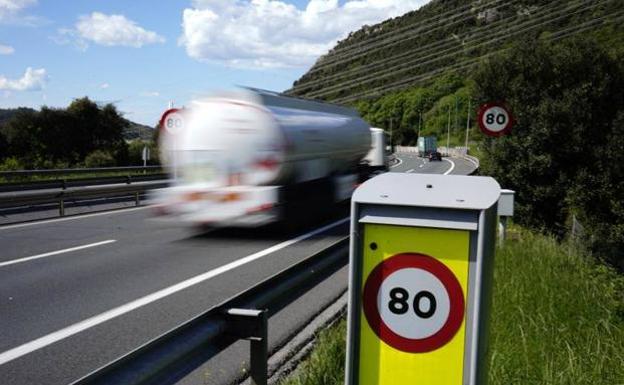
293 0 590 95
323 0 505 59
307 0 608 98
308 0 509 71
333 11 624 104
307 0 611 99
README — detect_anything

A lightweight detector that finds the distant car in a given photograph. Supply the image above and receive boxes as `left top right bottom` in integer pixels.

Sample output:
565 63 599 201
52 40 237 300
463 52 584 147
428 151 442 161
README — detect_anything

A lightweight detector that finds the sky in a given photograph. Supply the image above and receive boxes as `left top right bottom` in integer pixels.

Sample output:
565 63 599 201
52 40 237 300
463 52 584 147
0 0 429 126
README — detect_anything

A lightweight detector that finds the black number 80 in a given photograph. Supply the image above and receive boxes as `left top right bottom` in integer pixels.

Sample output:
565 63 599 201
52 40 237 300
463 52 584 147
388 287 437 319
485 113 506 125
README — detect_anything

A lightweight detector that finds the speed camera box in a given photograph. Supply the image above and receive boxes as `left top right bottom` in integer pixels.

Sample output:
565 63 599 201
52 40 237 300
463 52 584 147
345 173 500 385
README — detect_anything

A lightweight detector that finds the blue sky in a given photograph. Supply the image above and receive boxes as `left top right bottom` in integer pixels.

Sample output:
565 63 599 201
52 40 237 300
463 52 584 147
0 0 428 126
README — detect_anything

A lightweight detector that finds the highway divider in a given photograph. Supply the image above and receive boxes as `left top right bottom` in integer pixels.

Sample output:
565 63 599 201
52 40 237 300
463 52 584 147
0 180 169 216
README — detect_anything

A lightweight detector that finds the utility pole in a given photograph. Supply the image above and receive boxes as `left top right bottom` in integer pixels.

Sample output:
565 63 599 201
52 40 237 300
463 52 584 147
454 96 459 133
446 105 451 156
389 118 394 148
417 111 422 139
465 99 471 151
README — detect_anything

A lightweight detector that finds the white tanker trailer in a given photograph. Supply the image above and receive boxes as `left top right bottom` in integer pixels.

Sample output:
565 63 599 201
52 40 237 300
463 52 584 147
153 88 386 227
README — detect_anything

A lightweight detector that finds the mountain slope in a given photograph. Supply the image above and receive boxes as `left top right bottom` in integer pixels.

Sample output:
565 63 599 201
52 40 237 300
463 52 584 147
288 0 623 104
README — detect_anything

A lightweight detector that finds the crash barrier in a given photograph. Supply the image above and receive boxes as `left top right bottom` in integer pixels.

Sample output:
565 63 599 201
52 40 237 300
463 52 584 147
0 173 168 193
0 180 169 216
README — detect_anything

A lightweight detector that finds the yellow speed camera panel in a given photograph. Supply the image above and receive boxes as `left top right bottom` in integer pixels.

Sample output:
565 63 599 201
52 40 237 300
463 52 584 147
359 223 470 385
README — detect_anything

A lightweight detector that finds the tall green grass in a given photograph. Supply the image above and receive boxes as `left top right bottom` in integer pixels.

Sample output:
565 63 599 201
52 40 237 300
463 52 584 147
489 230 624 384
279 229 624 385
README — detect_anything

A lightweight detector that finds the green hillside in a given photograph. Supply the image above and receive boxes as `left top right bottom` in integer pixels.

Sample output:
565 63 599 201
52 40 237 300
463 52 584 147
287 0 623 147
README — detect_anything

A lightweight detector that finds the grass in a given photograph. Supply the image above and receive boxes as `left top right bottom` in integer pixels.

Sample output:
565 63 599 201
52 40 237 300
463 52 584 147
279 319 347 385
278 228 624 385
489 229 624 385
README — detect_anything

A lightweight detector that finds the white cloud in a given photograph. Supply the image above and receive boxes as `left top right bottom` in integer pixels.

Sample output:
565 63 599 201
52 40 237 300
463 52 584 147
140 91 160 97
0 0 36 26
180 0 429 68
100 82 110 89
0 67 48 91
0 43 14 54
63 12 165 49
0 0 36 21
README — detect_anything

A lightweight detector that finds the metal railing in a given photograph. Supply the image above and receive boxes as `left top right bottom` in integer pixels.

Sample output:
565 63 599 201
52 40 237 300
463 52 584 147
0 173 168 193
0 180 169 216
70 237 349 385
0 165 165 180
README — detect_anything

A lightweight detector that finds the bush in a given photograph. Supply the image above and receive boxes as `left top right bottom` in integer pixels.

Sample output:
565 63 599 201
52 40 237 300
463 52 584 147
84 150 115 168
0 157 23 171
472 37 624 266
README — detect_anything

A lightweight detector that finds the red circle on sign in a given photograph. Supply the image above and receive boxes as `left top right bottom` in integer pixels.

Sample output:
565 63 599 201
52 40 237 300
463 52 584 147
477 102 514 137
159 108 181 131
362 253 465 353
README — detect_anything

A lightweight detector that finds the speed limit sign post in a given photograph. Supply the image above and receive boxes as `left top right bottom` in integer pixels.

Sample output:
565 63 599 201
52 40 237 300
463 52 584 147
346 173 500 385
159 108 184 135
477 102 514 137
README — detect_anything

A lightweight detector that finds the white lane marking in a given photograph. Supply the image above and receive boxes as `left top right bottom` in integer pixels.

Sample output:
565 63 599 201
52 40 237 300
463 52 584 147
0 206 150 231
389 156 403 168
419 165 424 168
443 158 456 175
406 169 415 173
0 240 117 268
463 155 480 169
0 217 349 366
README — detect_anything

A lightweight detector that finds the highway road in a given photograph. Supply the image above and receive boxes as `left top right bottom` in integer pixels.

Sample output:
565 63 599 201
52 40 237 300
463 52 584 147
0 153 476 385
390 152 477 176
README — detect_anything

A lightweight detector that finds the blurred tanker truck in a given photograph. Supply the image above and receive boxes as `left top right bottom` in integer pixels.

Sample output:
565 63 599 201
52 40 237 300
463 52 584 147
153 88 387 227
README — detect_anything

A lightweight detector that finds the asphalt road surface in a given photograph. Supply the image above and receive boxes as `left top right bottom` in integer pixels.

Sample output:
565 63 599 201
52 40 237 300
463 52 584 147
391 153 477 176
0 154 477 385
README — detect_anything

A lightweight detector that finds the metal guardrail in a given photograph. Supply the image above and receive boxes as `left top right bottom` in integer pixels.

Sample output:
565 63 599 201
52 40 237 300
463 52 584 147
0 173 168 193
70 237 349 385
0 166 165 180
0 180 169 215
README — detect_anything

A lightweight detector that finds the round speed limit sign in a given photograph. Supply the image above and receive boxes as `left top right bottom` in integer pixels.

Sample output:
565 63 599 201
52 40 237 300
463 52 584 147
159 108 184 135
362 253 465 353
477 102 514 137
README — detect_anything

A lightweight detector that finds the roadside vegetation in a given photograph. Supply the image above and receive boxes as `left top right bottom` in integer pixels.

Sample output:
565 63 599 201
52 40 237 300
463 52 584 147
278 229 624 385
0 97 159 171
473 38 624 270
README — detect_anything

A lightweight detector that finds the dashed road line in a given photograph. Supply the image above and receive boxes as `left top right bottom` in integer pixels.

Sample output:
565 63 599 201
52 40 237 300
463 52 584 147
0 240 117 268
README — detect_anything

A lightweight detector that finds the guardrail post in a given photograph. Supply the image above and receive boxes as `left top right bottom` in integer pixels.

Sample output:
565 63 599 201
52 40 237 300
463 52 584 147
135 192 140 206
59 198 65 216
226 308 268 385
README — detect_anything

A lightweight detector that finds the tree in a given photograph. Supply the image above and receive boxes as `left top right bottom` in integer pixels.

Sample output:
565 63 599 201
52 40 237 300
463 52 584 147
0 97 130 168
473 37 624 266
